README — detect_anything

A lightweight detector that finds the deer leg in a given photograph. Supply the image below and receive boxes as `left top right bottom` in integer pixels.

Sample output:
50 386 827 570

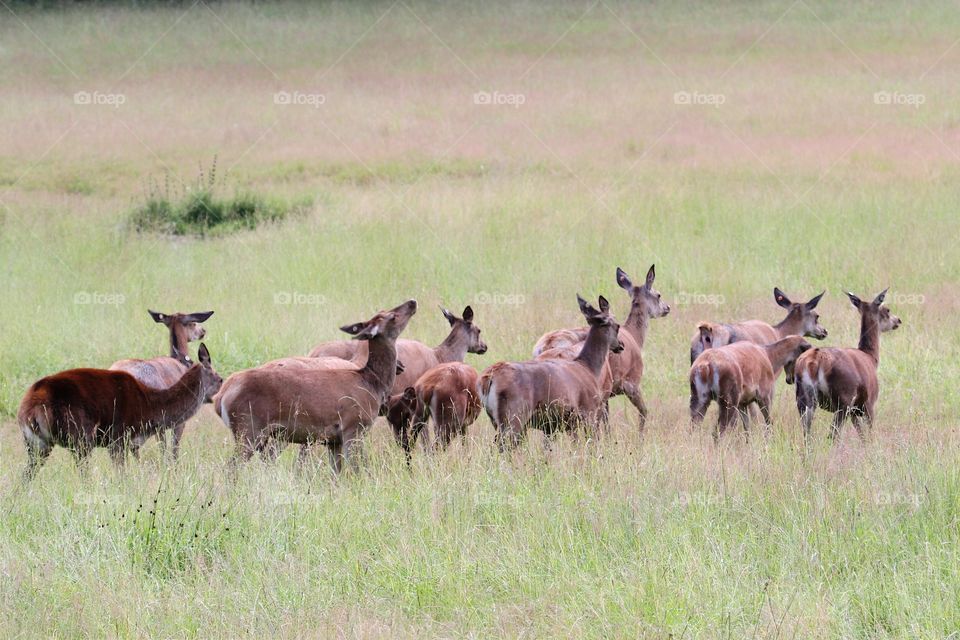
621 381 648 432
169 422 187 461
739 405 752 439
22 439 51 481
715 402 736 441
496 413 526 453
828 410 847 442
327 440 344 473
689 383 710 430
796 384 817 441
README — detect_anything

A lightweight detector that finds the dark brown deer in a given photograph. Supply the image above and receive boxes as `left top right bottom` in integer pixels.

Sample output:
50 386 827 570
109 309 214 459
689 336 812 440
795 289 901 441
532 266 669 428
480 295 624 450
308 305 486 395
690 289 826 363
385 362 482 458
214 300 417 471
18 344 222 479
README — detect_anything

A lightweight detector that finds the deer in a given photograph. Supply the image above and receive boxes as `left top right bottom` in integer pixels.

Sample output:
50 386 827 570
308 305 486 394
480 295 624 450
795 289 901 441
18 344 222 479
689 335 812 440
690 289 827 363
214 300 417 471
532 265 669 429
109 309 214 459
384 362 482 458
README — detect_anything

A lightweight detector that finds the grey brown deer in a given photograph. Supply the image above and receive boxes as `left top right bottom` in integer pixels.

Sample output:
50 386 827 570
689 336 812 440
214 300 417 471
481 295 624 450
795 289 901 441
532 266 669 429
110 309 214 459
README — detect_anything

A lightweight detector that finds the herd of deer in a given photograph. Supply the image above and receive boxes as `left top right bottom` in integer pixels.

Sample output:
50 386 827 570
15 265 902 479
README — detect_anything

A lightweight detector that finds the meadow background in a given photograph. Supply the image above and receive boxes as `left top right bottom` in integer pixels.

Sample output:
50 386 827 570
1 1 959 637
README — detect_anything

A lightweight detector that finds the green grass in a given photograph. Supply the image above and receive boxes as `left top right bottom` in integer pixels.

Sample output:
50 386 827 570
1 1 959 637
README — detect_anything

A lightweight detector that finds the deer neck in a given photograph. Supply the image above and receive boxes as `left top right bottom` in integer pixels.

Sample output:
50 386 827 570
169 324 190 361
763 338 800 375
361 335 398 396
773 311 802 338
433 326 468 364
857 314 881 362
623 305 649 349
574 325 611 377
148 366 205 427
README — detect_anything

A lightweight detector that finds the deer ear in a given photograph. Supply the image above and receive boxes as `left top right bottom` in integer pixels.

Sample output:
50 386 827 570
340 322 366 336
149 310 169 325
774 288 792 309
461 306 474 323
615 267 633 291
577 294 596 317
197 343 211 365
645 264 656 288
873 288 888 305
805 291 825 310
440 306 456 326
184 311 214 323
846 292 862 308
598 295 610 313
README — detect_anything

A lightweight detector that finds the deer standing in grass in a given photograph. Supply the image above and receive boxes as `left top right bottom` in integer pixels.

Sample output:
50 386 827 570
110 309 214 459
18 344 222 479
532 266 669 429
690 289 827 363
481 295 624 450
795 290 901 441
384 362 482 458
214 300 417 471
689 336 812 440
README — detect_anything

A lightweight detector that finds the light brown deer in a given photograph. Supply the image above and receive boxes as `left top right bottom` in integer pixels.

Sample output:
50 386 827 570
690 289 827 363
480 295 624 450
308 305 486 395
689 335 812 440
532 266 669 428
385 362 482 457
109 309 214 459
795 289 901 441
214 300 417 471
18 344 222 479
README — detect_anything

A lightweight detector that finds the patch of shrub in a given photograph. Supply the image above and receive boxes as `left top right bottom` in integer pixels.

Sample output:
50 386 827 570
130 157 312 237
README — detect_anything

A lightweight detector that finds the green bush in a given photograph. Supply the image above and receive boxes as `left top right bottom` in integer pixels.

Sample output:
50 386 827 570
130 158 312 237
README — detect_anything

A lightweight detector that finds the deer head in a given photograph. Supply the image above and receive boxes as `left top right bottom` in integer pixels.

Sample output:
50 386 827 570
617 264 670 322
340 299 418 341
441 305 487 354
773 288 828 340
847 289 902 333
578 295 624 354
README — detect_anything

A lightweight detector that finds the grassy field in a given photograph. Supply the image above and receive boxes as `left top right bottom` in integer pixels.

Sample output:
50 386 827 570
2 1 960 637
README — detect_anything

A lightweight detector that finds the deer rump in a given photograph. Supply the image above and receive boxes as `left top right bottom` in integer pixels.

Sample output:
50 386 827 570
480 359 606 433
